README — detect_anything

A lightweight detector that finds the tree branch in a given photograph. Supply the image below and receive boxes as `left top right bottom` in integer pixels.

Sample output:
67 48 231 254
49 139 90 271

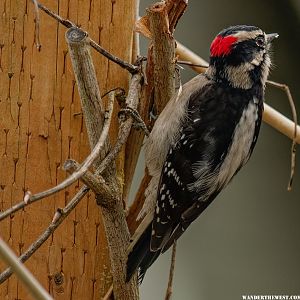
65 25 141 299
97 74 143 300
0 187 89 284
66 27 106 149
148 2 176 114
0 73 143 284
0 238 53 300
127 0 187 231
102 285 113 300
36 1 138 73
64 159 116 208
165 241 177 300
265 80 298 190
97 74 144 175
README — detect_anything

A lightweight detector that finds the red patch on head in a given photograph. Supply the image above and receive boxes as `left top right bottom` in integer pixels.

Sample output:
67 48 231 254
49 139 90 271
210 35 238 57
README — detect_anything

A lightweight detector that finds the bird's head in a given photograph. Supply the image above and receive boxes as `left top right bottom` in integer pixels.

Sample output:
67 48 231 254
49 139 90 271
207 25 278 89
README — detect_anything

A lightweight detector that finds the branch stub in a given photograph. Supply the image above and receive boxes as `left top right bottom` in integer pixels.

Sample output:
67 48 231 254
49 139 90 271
66 27 88 44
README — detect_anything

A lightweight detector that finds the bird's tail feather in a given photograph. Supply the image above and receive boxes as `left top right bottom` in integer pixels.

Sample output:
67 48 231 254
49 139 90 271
126 223 161 283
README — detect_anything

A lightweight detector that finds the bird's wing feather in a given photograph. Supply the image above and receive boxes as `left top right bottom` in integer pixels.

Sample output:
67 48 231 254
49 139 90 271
150 81 254 252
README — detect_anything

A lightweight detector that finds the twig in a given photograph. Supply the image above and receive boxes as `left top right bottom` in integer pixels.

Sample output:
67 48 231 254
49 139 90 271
89 40 139 74
0 74 143 283
165 241 177 300
177 59 208 69
262 104 300 144
0 93 114 222
119 107 150 136
64 159 116 208
0 187 89 284
67 25 139 298
97 73 143 175
102 284 113 300
0 75 143 282
98 72 142 300
265 80 298 190
36 1 138 73
37 1 75 27
132 0 141 61
175 41 209 73
0 238 53 300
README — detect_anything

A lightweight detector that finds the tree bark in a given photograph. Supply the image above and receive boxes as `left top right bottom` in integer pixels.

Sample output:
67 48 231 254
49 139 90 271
0 0 136 299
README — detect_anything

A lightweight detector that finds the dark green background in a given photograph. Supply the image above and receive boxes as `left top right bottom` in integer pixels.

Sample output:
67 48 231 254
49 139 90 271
130 1 300 299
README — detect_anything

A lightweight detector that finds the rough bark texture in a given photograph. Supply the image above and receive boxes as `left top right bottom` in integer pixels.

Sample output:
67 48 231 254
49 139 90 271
127 0 187 232
0 0 136 299
123 2 179 203
66 27 140 298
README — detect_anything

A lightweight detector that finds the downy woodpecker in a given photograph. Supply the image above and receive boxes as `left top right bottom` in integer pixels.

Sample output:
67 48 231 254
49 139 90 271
126 25 278 282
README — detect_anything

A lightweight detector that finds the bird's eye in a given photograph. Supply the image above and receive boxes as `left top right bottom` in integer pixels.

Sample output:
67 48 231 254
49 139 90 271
255 36 265 48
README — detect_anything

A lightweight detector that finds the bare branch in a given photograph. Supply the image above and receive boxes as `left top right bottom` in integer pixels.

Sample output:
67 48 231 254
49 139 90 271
165 241 177 300
127 0 187 230
175 41 209 73
119 107 150 136
36 1 138 73
37 1 75 27
0 73 143 287
64 159 116 208
66 27 106 149
66 27 140 298
132 0 141 61
177 59 209 69
98 73 142 300
166 0 188 31
264 81 298 190
102 285 113 300
0 186 88 284
0 238 53 300
89 40 139 74
97 73 143 175
148 2 176 114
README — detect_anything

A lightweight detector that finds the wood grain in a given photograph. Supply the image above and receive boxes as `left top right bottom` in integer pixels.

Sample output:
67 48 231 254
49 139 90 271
0 0 136 298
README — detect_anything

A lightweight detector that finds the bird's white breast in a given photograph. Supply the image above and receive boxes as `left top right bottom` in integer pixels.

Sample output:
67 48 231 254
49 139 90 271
217 100 258 187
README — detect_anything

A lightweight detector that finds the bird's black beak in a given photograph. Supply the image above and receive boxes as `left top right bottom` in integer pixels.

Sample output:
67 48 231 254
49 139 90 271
266 33 279 44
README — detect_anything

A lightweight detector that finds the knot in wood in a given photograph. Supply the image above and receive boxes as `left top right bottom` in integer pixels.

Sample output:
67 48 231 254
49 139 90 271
66 27 88 43
53 272 65 294
54 272 64 285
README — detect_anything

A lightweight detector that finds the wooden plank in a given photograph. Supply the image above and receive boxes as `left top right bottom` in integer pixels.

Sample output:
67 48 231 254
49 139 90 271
0 0 136 298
